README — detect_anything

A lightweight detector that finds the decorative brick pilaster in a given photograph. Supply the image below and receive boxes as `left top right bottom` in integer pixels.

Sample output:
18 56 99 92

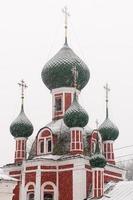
103 140 115 164
70 127 83 154
15 137 27 163
92 168 104 198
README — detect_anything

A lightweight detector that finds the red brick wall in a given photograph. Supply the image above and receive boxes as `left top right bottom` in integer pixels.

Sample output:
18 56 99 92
25 172 36 185
41 172 56 185
65 93 71 111
12 183 19 200
59 170 73 200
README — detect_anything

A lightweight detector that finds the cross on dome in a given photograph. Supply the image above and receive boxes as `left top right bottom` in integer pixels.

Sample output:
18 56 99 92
18 80 28 106
71 66 78 88
104 83 110 118
62 6 70 45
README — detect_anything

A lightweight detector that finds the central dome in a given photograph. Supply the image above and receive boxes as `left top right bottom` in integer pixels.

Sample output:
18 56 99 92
41 44 90 90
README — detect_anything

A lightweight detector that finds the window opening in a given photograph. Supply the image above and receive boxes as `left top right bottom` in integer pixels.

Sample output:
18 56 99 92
47 139 52 153
55 97 62 111
28 192 34 200
40 141 44 153
44 193 53 200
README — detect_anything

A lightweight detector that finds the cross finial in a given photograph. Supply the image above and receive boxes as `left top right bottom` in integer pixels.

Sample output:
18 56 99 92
96 119 99 129
62 6 70 45
71 66 78 88
18 80 28 106
104 83 110 118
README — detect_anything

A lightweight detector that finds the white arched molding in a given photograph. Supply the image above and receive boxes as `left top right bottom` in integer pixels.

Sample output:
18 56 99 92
37 128 53 156
25 182 35 200
41 181 58 200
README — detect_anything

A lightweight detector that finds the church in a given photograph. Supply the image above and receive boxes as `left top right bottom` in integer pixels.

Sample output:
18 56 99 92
2 8 127 200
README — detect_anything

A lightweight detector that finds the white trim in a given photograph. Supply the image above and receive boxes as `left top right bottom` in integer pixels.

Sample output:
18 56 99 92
15 137 27 141
52 87 80 94
70 129 83 152
73 167 86 200
70 127 83 131
35 168 41 200
104 173 123 180
37 128 53 155
103 140 114 144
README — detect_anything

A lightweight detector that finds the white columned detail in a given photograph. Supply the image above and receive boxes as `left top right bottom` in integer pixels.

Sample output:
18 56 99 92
92 168 104 199
35 166 41 200
70 127 83 154
73 162 86 200
15 137 27 163
103 140 115 164
21 163 26 200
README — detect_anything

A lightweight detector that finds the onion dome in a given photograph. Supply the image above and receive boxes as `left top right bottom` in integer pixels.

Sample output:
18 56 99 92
64 93 89 128
98 83 119 141
99 118 119 141
10 105 33 138
89 141 106 168
10 80 33 138
41 43 90 91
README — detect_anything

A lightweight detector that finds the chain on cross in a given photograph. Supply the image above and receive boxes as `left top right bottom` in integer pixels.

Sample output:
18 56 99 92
18 80 28 105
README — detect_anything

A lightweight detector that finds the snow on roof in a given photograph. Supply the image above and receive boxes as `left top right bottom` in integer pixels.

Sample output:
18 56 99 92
46 119 69 134
33 154 62 160
46 118 92 135
101 181 133 200
0 169 17 182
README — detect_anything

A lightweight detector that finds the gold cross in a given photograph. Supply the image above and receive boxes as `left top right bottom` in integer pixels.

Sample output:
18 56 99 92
18 80 27 105
62 6 70 44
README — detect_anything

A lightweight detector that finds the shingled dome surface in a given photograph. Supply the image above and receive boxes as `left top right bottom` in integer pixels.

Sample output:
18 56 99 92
99 118 119 141
64 93 89 128
10 105 33 138
41 44 90 90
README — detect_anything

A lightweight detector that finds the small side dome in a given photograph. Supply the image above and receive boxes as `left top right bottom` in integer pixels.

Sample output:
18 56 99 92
89 142 106 168
10 105 33 138
41 44 90 90
98 118 119 141
64 93 89 128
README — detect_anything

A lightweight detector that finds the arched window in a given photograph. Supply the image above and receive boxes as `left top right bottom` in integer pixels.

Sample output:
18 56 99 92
41 184 55 200
38 129 53 155
27 184 35 200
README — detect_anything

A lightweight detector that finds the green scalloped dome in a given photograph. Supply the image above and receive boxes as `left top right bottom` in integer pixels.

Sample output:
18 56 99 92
63 93 89 128
10 105 33 138
99 118 119 141
41 44 90 90
89 142 106 168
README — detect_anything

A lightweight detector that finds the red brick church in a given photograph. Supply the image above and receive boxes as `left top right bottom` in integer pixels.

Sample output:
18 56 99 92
3 8 125 200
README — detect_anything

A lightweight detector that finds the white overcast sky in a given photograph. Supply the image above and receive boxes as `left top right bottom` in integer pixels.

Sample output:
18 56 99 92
0 0 133 165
